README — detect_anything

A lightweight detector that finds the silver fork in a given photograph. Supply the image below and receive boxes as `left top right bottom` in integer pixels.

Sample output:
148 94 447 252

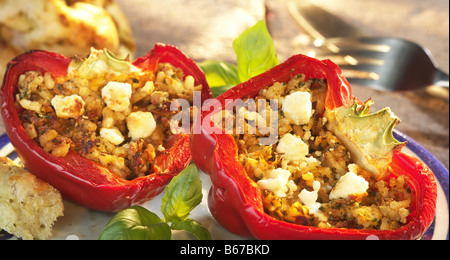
287 0 449 94
309 37 449 92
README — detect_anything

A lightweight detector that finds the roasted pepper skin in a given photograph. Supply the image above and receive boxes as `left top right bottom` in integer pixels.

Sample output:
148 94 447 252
1 44 212 212
191 54 437 240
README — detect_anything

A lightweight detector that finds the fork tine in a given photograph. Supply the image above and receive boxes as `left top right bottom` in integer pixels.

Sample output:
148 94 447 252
324 37 392 53
345 78 388 91
338 63 384 73
315 54 384 66
312 52 386 81
314 44 391 58
340 69 381 80
309 36 448 92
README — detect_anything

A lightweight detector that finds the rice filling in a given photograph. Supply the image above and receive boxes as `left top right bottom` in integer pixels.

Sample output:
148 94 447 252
231 74 412 230
16 51 201 180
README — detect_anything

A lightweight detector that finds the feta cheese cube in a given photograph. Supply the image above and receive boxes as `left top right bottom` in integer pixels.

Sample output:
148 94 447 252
282 91 312 125
257 168 297 197
127 111 156 140
100 128 125 145
329 171 369 200
298 180 321 213
298 189 318 207
51 94 85 119
102 81 132 112
277 133 309 162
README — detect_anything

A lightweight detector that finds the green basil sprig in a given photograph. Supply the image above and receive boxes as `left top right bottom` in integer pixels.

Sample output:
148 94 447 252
161 163 203 222
99 164 211 240
233 20 279 82
97 206 172 240
200 20 279 97
200 60 240 97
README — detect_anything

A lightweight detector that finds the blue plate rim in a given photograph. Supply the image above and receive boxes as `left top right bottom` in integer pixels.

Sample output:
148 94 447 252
393 130 449 240
393 130 449 198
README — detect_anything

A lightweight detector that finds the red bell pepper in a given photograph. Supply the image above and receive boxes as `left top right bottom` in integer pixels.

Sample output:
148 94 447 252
191 53 437 240
1 44 212 212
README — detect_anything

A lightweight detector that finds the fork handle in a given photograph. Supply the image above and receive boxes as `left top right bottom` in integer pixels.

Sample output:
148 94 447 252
434 68 449 88
427 69 449 101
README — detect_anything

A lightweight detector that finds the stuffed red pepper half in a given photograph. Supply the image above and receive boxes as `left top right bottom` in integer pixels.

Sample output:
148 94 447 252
1 44 211 212
191 53 437 240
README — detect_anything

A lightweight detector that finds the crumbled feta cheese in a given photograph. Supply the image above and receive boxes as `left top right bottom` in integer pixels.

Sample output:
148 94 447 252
51 94 85 118
298 189 317 207
282 91 312 125
257 168 297 197
329 171 369 200
100 128 124 145
298 180 321 213
277 133 309 162
101 81 132 112
127 111 156 140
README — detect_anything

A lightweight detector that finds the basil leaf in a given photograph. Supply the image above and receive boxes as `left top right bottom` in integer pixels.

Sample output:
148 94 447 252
98 206 171 240
200 60 240 88
200 61 240 97
171 218 212 240
233 20 279 83
161 164 203 222
210 85 234 98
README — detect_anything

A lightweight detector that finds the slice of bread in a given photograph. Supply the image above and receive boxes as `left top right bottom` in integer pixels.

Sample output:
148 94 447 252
0 157 64 240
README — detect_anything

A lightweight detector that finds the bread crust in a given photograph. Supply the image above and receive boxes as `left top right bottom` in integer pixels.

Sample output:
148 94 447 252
0 157 64 240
